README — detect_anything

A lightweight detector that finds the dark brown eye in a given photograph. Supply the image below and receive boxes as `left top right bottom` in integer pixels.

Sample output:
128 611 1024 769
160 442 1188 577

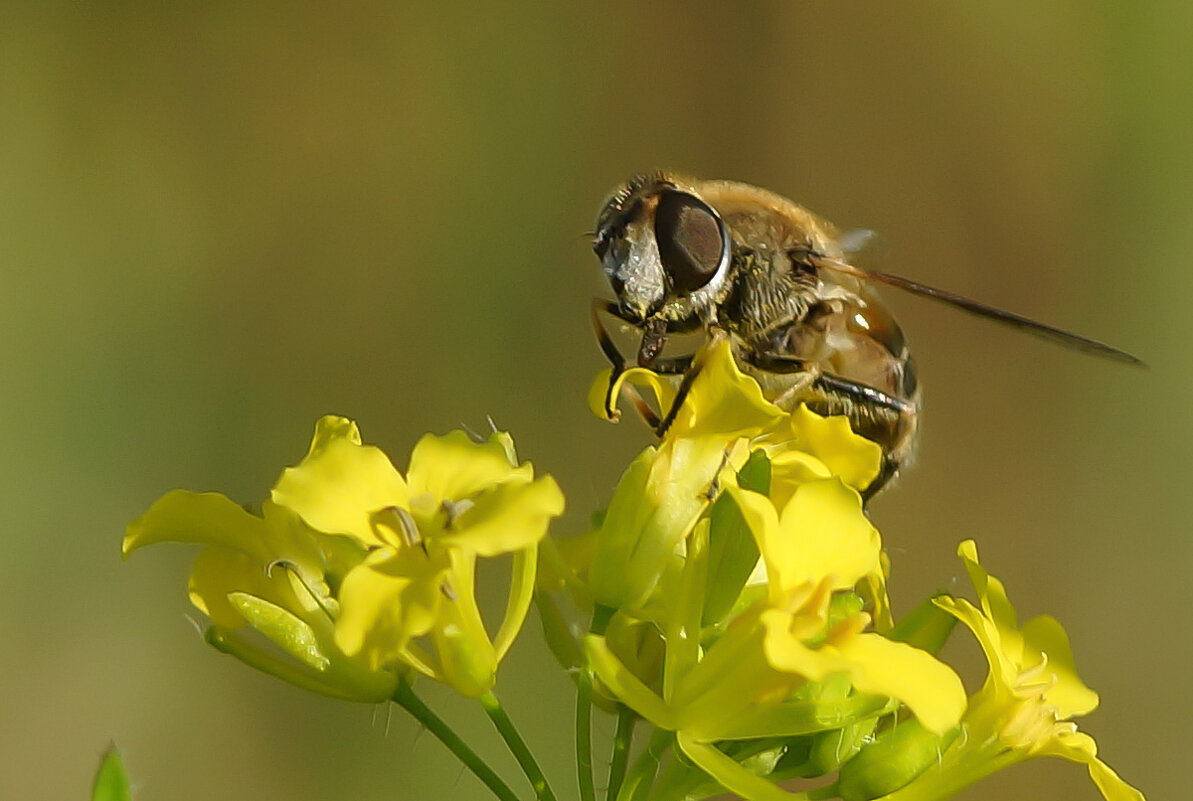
654 190 726 293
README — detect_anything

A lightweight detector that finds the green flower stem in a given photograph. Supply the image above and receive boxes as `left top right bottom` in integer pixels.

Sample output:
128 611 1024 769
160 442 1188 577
480 690 559 801
618 727 671 801
390 680 520 801
576 669 596 801
575 605 617 801
641 747 704 801
604 707 636 801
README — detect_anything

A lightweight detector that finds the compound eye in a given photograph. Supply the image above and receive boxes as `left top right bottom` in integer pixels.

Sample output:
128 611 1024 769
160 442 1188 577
653 190 727 294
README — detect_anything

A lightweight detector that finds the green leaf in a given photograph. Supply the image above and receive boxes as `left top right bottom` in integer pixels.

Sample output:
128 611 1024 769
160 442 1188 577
737 448 772 494
92 744 131 801
700 450 771 627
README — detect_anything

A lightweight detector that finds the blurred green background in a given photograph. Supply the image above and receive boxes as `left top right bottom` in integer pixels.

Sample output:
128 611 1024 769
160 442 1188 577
2 3 1186 800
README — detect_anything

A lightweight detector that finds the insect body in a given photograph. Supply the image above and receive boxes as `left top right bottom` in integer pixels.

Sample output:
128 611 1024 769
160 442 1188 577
591 172 1141 497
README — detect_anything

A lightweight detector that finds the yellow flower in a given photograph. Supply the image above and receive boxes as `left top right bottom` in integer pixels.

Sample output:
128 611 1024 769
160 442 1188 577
583 482 965 801
271 416 564 697
580 338 977 801
585 438 736 614
858 540 1144 801
590 336 884 499
125 416 564 700
930 540 1143 801
583 338 887 622
124 491 396 702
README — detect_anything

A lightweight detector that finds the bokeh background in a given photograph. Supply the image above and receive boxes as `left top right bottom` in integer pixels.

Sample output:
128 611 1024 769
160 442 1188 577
2 3 1187 800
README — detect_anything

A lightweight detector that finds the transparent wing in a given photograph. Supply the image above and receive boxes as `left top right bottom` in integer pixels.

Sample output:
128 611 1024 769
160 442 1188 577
810 254 1145 367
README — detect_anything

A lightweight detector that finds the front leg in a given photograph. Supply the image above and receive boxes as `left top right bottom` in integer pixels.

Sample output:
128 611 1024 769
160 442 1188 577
590 298 693 425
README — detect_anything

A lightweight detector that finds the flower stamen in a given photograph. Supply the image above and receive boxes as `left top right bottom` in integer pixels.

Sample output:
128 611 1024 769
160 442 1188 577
442 498 475 528
264 558 338 621
373 505 423 548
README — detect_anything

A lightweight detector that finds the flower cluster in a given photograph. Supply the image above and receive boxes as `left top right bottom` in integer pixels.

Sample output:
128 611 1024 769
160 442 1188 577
125 417 563 701
538 337 1143 801
124 337 1144 801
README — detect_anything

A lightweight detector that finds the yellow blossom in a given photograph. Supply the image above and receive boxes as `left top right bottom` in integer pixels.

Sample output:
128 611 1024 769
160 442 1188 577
929 540 1143 801
271 416 564 696
856 540 1145 801
125 416 564 700
584 337 888 623
583 482 965 801
124 491 396 702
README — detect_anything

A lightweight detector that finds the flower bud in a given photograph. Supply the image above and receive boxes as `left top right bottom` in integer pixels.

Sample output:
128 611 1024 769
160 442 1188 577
836 718 959 801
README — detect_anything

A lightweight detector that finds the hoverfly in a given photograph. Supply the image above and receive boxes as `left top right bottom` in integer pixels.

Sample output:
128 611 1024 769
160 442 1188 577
591 172 1143 498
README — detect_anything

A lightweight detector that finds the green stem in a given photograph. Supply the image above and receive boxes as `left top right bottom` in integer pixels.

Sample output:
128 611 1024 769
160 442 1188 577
576 605 617 801
480 690 559 801
618 727 671 801
604 708 636 801
576 670 596 801
640 744 705 801
390 680 520 801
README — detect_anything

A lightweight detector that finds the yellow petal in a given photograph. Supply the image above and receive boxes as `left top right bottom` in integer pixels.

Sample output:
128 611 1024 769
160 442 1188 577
761 617 964 735
1021 615 1099 718
588 366 678 423
334 547 450 669
775 479 881 593
933 595 1020 691
272 427 409 547
492 547 537 660
187 546 291 628
430 557 499 697
406 430 530 501
587 367 619 421
666 337 785 441
724 486 783 588
773 406 883 492
442 475 564 556
124 490 272 562
833 633 967 734
305 415 363 453
957 540 1020 638
765 450 832 510
589 337 784 441
1040 731 1146 801
1087 755 1147 801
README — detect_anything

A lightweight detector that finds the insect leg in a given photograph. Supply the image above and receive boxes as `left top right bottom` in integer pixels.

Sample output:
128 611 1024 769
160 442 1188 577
591 299 628 373
813 373 915 502
744 352 915 501
590 299 632 419
654 331 727 436
812 373 916 417
620 353 696 429
744 352 914 415
592 299 694 426
651 354 695 374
